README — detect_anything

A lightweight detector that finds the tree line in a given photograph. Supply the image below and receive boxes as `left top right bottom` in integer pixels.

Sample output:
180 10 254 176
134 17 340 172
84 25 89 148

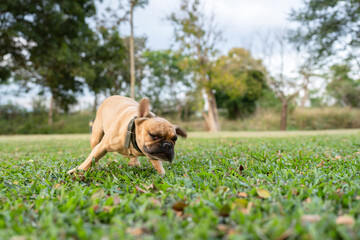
1 0 359 132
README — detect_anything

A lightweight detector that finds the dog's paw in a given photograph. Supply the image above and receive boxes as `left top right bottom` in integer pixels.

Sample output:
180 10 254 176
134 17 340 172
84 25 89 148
157 170 165 176
67 168 85 175
128 162 141 167
67 168 76 174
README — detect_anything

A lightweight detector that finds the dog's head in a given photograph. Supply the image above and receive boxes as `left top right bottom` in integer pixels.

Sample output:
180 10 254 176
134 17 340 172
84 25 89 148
135 98 187 162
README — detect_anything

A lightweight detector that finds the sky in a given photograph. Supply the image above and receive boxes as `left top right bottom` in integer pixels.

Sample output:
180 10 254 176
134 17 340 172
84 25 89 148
102 0 303 53
2 0 304 110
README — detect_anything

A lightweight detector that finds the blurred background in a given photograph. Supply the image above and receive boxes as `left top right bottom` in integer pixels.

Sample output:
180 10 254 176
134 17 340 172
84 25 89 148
0 0 359 134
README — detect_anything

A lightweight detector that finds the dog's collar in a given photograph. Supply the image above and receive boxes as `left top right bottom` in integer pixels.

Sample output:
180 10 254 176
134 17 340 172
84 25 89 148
124 116 143 154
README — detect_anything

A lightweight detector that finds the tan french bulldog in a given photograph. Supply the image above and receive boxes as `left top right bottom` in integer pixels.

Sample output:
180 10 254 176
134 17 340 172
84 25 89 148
67 96 187 176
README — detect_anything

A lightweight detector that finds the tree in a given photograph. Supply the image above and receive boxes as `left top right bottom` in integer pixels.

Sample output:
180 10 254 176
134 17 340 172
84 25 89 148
127 0 149 99
0 0 96 125
169 0 222 132
253 30 306 130
211 48 267 119
83 25 127 112
326 64 360 108
290 0 360 65
297 56 326 108
142 50 192 119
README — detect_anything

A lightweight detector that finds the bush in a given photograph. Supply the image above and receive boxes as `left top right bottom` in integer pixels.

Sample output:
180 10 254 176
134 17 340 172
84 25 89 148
1 107 360 134
289 107 360 130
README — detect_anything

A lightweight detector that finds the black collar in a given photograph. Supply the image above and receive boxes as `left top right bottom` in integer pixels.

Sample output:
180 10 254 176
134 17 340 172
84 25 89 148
124 116 143 154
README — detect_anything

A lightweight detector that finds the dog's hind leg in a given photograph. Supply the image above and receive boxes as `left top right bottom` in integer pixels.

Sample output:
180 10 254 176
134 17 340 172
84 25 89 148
90 118 104 150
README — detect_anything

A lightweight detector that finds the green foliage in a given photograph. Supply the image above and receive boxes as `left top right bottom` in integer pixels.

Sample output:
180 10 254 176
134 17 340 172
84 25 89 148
290 107 360 130
212 48 267 119
0 0 96 111
129 0 149 9
1 132 360 239
290 0 360 61
169 0 221 84
121 36 147 96
142 50 192 115
326 64 360 107
0 104 94 134
83 26 127 97
2 105 360 134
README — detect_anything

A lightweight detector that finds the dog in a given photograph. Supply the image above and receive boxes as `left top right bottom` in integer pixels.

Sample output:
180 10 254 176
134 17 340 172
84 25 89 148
67 96 187 175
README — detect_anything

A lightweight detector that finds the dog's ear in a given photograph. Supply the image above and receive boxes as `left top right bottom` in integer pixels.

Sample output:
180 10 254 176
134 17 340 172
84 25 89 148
138 97 151 118
175 126 187 138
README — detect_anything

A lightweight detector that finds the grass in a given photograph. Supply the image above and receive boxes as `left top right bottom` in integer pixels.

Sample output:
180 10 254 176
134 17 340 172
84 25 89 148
0 130 360 239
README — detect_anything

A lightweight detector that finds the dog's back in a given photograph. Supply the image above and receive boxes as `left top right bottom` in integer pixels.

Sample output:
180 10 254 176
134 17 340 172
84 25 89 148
90 96 138 149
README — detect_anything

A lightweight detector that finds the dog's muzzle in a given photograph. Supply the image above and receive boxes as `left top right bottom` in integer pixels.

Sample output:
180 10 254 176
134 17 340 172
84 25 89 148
143 143 175 162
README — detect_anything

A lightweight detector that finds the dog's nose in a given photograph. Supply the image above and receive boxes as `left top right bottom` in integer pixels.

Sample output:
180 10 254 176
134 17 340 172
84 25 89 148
163 142 173 150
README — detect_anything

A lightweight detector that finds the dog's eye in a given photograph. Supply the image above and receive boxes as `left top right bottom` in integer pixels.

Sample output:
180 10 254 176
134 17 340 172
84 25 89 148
149 133 160 140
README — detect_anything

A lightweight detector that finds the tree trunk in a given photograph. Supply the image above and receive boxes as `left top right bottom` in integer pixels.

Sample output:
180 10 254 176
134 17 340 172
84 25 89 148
177 102 182 122
184 98 189 121
205 91 220 132
301 85 309 108
93 93 98 114
129 4 136 99
280 100 288 131
232 103 240 119
48 95 55 126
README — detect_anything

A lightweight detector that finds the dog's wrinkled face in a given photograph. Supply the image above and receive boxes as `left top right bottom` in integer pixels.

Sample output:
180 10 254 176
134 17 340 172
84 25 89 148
135 98 187 162
139 117 178 161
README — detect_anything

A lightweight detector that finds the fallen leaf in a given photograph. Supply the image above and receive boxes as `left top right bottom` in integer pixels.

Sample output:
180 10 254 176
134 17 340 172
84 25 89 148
232 198 248 208
113 196 121 205
217 224 228 232
214 186 230 194
91 189 105 200
301 214 321 223
92 204 99 211
240 202 253 214
135 185 147 193
13 181 18 185
237 192 247 198
10 236 26 240
239 165 244 172
335 188 343 196
219 204 231 217
149 197 161 206
172 201 188 212
256 189 271 199
102 206 113 212
53 183 61 189
291 189 299 196
276 229 294 240
126 227 148 236
317 161 324 167
304 197 312 203
336 215 355 226
143 183 156 190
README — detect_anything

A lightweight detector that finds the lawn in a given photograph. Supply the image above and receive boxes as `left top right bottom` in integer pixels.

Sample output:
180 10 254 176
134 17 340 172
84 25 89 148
0 130 360 239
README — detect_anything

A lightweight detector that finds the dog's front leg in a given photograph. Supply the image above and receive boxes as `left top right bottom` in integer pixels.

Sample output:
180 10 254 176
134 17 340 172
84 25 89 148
128 157 141 166
67 142 107 174
150 160 165 176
